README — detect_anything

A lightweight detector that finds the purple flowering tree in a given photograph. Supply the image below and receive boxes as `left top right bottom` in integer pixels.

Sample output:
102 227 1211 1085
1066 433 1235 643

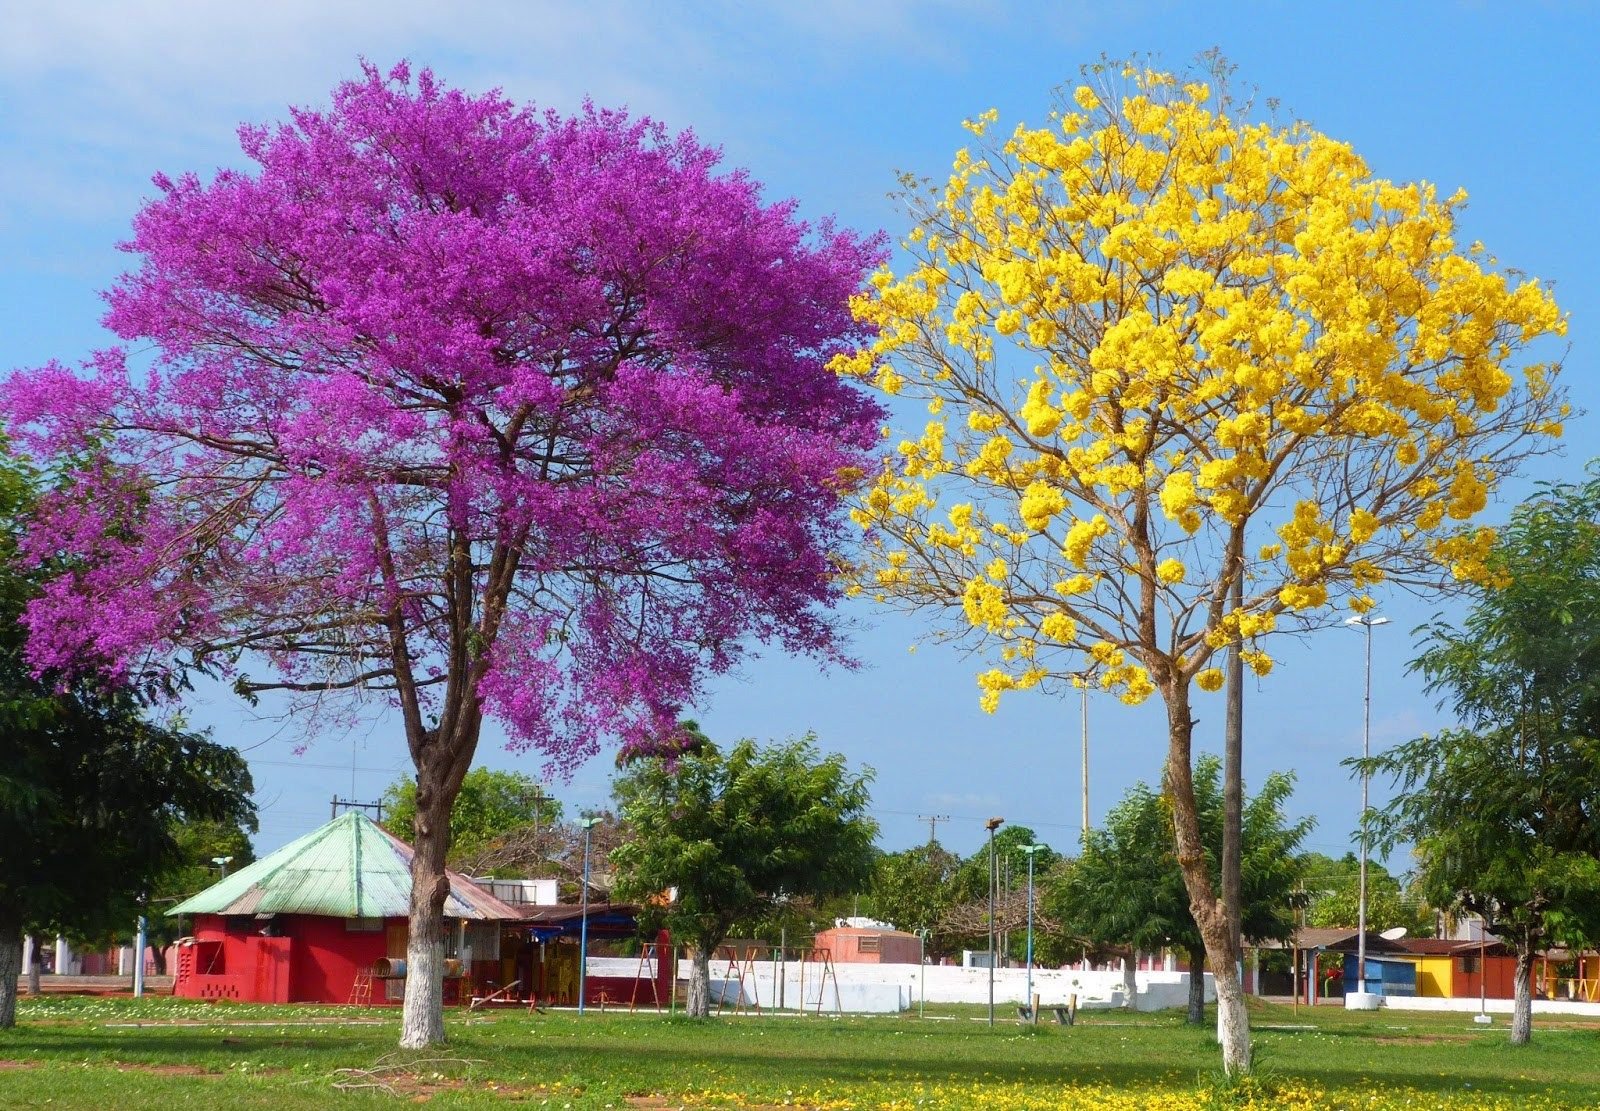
3 64 883 1046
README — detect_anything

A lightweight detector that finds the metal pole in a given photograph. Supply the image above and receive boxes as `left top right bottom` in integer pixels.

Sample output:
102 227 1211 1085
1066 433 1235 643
985 817 1002 1027
1358 620 1372 995
578 819 594 1014
133 908 147 998
1026 852 1036 1012
1081 684 1089 837
988 826 996 1026
917 928 929 1019
1345 613 1387 1001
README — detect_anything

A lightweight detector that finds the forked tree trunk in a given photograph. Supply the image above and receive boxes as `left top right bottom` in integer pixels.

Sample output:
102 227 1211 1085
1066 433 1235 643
400 768 455 1049
1187 944 1206 1025
1164 684 1250 1073
686 944 713 1018
0 916 21 1029
1511 941 1535 1045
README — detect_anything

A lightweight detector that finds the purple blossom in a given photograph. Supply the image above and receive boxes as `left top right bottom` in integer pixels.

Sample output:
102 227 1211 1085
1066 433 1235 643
3 62 885 773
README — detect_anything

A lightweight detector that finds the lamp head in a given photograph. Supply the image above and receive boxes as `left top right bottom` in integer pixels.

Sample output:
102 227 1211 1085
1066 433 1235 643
1020 844 1047 855
1344 614 1390 627
212 855 233 867
984 817 1004 832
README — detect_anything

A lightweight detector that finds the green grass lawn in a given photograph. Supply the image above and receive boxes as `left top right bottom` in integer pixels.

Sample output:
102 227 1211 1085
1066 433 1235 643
2 994 1598 1108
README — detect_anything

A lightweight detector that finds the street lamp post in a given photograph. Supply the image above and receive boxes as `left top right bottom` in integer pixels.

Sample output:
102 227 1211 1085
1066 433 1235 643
1345 613 1389 1004
212 855 233 879
1021 844 1046 1022
916 927 931 1019
985 817 1003 1028
577 815 601 1014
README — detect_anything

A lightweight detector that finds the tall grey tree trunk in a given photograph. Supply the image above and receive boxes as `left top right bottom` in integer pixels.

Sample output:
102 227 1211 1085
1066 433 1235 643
1164 684 1250 1074
400 777 453 1049
1121 951 1137 1008
686 945 713 1018
0 916 22 1029
1511 943 1534 1045
1187 944 1206 1025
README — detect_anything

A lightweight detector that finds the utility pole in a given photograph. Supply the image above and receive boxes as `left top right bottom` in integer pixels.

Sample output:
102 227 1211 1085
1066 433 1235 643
1081 682 1090 837
917 814 949 846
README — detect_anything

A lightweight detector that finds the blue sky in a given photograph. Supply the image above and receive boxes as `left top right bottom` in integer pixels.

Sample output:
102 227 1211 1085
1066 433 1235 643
3 1 1596 866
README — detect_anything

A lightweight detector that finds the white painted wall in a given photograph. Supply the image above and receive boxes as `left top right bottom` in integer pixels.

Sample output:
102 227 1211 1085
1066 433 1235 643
1380 996 1600 1017
584 957 1213 1015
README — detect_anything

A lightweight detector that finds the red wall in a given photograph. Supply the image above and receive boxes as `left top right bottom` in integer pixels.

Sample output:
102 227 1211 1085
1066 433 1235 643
1453 953 1518 1001
174 914 387 1004
814 928 922 964
285 915 389 1004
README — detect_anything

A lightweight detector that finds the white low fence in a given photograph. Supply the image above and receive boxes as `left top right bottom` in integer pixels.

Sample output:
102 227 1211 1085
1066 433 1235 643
586 956 1212 1015
1377 995 1600 1017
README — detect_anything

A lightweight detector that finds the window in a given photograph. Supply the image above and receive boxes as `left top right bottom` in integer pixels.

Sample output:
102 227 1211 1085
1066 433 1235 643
859 935 881 954
1461 956 1478 974
346 917 384 933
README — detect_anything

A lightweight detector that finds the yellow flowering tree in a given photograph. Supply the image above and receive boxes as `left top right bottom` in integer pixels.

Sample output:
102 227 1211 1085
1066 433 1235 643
836 60 1567 1072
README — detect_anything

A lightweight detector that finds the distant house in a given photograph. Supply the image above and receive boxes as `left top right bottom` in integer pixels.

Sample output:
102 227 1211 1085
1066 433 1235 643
169 811 671 1007
814 922 923 965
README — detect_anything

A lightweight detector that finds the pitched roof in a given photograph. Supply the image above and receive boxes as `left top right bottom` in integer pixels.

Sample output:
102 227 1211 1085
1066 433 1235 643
168 811 522 920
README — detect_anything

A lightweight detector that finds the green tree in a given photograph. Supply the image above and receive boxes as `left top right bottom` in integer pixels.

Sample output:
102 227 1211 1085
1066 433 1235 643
609 735 876 1017
869 844 961 954
1299 852 1431 937
1359 469 1600 1046
146 817 257 973
380 767 562 876
0 453 257 1028
1050 755 1311 1022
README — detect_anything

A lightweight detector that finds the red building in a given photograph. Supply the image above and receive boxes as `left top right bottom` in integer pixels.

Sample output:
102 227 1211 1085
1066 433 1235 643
170 811 524 1005
170 811 673 1007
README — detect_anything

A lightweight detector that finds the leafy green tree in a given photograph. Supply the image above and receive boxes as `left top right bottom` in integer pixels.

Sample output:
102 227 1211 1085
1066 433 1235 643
0 452 257 1028
146 818 257 972
1299 852 1431 936
868 844 961 954
381 767 562 875
1050 755 1311 1022
1359 469 1600 1046
609 734 876 1016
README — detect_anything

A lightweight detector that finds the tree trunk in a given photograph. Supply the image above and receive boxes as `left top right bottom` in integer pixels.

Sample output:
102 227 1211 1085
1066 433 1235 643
1187 944 1206 1025
0 915 21 1029
150 945 167 977
400 772 454 1049
1511 940 1535 1045
686 944 712 1018
1164 684 1251 1073
1122 950 1137 1008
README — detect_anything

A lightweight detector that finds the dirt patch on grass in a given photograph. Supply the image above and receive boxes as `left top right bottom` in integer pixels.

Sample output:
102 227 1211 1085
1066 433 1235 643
1371 1034 1475 1045
113 1061 216 1076
0 1060 41 1070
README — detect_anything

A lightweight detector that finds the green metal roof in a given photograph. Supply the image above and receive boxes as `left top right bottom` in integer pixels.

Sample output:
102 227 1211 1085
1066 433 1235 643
168 811 522 920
